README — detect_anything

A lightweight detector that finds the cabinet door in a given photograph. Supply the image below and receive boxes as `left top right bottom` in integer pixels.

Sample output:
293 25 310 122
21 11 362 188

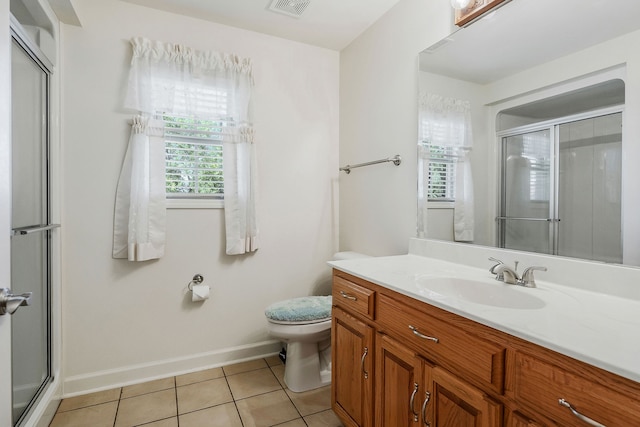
375 334 425 427
504 410 541 427
424 366 502 427
332 307 374 427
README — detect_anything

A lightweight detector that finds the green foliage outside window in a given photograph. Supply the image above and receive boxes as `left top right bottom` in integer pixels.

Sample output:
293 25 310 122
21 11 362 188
163 114 225 198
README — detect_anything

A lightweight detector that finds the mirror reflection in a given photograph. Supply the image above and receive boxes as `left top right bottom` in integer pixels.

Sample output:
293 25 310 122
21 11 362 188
418 0 640 266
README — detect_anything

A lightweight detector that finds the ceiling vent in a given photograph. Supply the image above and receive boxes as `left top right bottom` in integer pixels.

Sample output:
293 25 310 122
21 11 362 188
268 0 310 18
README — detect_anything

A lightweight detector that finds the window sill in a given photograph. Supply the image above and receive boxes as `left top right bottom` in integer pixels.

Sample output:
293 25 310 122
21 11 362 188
166 199 224 209
427 201 455 209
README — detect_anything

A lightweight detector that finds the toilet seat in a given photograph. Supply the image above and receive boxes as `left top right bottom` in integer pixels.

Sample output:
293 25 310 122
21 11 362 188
267 317 331 325
265 296 332 324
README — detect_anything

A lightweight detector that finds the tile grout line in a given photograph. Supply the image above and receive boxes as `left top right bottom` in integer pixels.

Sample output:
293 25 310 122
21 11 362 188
112 387 123 427
223 362 245 427
173 376 179 427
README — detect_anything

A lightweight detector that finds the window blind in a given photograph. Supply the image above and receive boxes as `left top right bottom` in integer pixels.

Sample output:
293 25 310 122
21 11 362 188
427 145 457 201
521 133 550 202
162 114 226 198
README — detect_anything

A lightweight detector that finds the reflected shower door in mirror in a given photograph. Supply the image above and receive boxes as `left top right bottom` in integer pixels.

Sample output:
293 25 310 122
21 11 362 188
557 114 622 263
499 129 552 255
498 113 622 263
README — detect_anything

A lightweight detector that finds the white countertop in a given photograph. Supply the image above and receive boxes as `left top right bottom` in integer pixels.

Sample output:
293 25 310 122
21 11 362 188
329 254 640 383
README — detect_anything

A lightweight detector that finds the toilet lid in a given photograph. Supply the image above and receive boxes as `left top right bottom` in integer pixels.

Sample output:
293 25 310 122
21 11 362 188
265 296 332 323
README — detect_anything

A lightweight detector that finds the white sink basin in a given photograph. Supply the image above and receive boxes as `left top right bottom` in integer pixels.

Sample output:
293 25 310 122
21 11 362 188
415 276 546 309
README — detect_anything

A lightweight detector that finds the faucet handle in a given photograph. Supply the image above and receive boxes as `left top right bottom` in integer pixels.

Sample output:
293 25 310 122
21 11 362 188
520 266 547 287
488 257 503 274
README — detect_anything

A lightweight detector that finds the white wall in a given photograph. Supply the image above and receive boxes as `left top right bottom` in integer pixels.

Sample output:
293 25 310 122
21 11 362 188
60 0 339 394
339 0 453 256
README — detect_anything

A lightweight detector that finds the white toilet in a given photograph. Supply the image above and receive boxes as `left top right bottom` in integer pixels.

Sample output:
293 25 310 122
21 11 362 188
265 296 333 392
264 252 369 392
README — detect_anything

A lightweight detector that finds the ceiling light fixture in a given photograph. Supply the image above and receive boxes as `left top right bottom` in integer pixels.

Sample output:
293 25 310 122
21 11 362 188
450 0 472 9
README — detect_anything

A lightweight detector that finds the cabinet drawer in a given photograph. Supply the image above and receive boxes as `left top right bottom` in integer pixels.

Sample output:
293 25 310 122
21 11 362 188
513 351 640 426
377 294 505 393
332 276 375 320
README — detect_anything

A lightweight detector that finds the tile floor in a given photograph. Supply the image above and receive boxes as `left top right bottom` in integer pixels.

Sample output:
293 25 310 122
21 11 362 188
49 356 343 427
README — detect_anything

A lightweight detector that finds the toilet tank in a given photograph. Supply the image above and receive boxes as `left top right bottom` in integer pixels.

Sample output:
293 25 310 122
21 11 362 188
332 251 370 261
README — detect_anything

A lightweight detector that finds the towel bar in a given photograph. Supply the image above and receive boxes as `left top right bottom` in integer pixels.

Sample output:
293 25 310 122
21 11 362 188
339 155 401 174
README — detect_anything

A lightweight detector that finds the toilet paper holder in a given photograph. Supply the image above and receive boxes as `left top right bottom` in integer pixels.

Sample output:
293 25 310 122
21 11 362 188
187 274 204 290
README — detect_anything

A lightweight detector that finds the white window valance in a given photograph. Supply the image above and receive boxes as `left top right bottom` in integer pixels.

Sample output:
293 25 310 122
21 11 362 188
420 93 472 149
124 37 254 121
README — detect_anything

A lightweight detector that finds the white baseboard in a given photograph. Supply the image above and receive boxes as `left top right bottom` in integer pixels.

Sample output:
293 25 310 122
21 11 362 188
62 340 281 397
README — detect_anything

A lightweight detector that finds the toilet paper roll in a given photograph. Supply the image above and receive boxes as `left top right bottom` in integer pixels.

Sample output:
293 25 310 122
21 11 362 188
191 284 210 302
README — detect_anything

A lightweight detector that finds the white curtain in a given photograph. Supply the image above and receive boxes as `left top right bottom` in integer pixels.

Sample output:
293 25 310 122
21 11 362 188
113 116 166 261
113 37 258 259
418 93 474 242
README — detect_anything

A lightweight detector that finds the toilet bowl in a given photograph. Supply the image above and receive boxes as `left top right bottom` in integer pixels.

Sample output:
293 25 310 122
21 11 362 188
264 252 369 392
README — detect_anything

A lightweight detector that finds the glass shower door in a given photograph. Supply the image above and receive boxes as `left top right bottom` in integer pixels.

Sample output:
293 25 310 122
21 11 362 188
498 129 553 254
10 34 52 425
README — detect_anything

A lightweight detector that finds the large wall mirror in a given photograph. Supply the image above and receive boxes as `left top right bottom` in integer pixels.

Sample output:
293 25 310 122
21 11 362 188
418 0 640 267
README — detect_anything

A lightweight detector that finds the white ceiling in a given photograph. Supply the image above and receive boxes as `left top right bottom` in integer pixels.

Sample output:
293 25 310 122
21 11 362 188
121 0 402 51
420 0 640 84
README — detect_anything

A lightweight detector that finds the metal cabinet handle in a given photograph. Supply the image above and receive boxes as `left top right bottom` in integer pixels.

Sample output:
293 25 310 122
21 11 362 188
0 288 33 316
361 347 369 379
409 383 419 422
409 325 439 343
558 399 606 427
339 291 357 301
421 391 431 426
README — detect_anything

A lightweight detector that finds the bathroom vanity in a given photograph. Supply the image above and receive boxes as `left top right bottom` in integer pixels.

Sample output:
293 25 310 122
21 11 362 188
330 253 640 427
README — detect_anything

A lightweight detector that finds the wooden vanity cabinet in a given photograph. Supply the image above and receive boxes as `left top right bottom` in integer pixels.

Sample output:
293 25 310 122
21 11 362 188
333 271 503 427
331 270 640 427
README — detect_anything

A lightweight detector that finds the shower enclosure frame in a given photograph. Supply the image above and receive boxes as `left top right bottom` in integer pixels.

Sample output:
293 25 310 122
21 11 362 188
9 14 59 427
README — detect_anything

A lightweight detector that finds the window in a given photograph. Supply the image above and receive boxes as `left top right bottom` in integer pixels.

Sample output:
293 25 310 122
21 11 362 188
160 83 232 203
427 144 457 201
162 114 225 199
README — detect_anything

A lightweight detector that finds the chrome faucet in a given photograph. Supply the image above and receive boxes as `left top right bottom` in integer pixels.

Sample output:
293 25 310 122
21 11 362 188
494 263 520 285
488 258 547 288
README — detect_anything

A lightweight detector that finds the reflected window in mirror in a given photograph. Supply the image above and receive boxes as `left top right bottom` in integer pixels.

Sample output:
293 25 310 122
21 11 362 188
424 144 456 202
418 93 475 242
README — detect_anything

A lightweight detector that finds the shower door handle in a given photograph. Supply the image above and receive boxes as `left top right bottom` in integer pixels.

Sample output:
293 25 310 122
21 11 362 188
11 224 60 236
0 288 33 315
